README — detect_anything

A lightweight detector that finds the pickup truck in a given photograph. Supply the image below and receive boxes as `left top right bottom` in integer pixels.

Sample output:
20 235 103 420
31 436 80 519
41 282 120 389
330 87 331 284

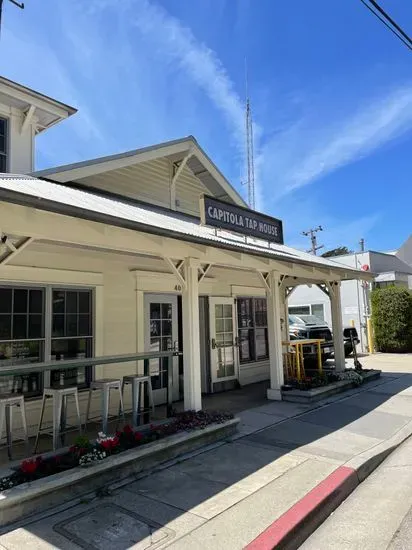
288 314 334 364
288 314 360 363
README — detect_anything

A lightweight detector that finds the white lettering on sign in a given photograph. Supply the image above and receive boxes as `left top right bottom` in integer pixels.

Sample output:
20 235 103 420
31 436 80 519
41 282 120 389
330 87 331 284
203 196 283 244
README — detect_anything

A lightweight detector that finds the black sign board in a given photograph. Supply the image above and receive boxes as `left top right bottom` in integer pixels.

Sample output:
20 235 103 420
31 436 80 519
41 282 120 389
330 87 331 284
200 195 284 245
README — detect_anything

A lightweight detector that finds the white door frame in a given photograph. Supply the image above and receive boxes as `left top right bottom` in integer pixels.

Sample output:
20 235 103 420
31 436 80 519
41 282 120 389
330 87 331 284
209 297 239 384
144 293 180 405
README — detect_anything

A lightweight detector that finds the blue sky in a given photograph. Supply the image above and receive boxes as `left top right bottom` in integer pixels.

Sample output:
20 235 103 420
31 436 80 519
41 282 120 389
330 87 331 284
1 0 411 253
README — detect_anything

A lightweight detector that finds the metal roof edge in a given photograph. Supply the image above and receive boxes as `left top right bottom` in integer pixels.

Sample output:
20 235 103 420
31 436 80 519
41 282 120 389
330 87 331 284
0 185 365 279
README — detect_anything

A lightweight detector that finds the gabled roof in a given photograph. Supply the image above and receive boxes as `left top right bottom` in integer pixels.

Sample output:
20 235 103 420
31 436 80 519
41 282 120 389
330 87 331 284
0 76 77 133
34 136 247 207
0 174 370 279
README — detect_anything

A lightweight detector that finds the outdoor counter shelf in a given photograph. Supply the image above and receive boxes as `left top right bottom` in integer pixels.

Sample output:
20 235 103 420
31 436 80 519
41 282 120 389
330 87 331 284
0 351 180 417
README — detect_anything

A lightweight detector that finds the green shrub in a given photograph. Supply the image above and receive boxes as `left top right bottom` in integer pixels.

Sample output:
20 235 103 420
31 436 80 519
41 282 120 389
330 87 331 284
371 286 412 353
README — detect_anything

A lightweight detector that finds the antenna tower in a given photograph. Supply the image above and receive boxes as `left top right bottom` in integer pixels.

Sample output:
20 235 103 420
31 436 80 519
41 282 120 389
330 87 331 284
244 61 256 210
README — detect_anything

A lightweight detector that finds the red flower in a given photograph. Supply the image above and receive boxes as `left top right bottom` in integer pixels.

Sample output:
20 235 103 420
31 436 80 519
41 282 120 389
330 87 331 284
123 425 133 434
100 436 120 452
20 456 42 475
134 432 143 442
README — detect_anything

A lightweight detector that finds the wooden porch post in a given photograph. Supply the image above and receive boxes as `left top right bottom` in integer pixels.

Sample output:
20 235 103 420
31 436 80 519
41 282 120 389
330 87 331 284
266 271 284 400
329 281 346 372
182 257 202 410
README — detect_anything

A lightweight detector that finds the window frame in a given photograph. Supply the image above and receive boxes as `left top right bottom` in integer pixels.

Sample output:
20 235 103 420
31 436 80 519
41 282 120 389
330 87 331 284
0 282 95 398
288 303 325 321
0 116 8 173
236 297 269 364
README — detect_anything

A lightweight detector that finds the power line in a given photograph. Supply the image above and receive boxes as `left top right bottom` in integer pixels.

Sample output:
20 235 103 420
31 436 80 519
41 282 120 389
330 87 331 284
0 0 24 37
360 0 412 51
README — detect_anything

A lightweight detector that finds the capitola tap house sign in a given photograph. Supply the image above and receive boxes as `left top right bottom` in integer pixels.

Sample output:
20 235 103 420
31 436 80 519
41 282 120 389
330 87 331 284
200 195 284 245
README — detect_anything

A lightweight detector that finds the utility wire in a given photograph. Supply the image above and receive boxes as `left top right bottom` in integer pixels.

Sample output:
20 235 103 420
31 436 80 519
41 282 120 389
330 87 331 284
360 0 412 51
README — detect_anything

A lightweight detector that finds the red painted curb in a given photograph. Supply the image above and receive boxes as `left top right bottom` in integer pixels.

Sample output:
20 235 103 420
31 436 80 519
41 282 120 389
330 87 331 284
245 466 358 550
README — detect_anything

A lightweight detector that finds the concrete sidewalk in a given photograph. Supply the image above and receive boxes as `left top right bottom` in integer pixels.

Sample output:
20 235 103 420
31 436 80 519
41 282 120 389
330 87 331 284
1 356 412 549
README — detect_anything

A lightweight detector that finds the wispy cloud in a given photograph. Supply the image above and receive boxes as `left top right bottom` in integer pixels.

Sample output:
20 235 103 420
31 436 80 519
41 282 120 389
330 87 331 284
262 85 412 198
130 0 264 206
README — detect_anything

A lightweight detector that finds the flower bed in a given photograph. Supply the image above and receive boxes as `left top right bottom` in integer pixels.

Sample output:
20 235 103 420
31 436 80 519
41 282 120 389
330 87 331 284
285 368 371 391
0 410 233 493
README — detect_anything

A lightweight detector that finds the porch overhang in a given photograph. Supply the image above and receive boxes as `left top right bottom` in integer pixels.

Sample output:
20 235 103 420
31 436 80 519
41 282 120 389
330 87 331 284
0 175 371 285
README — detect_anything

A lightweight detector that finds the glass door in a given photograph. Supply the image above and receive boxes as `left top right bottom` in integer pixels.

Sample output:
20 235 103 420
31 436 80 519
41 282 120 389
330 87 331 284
144 294 179 406
209 297 238 383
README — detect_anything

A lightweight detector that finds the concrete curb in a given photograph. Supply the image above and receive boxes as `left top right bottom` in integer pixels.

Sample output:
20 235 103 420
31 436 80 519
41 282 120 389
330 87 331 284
245 419 412 550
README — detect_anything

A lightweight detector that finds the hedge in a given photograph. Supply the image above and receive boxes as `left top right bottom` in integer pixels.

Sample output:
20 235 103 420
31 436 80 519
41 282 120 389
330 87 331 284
371 286 412 353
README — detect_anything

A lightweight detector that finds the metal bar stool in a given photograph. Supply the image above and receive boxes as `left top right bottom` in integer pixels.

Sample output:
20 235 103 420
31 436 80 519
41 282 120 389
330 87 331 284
0 394 29 460
34 387 81 453
121 375 155 427
85 379 125 435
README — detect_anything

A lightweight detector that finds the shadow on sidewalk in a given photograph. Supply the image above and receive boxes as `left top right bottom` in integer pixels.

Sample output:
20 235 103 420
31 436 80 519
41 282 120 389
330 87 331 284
2 370 412 549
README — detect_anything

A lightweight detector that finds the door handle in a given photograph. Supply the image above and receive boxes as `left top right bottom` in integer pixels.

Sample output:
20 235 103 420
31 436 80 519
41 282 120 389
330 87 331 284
234 337 239 347
211 338 217 349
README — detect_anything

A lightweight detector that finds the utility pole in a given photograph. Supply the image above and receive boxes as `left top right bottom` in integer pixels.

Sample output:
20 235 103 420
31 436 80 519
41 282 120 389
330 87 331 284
302 225 324 255
0 0 24 35
359 238 365 252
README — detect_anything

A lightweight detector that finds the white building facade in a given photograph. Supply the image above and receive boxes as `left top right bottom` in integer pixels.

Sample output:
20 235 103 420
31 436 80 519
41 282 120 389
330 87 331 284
0 77 371 435
288 241 412 352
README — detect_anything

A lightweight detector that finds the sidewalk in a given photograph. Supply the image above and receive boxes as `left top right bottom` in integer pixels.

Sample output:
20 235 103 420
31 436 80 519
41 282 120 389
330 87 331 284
1 355 412 549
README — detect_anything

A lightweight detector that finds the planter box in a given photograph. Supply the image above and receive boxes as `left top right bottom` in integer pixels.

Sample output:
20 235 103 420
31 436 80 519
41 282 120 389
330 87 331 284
0 418 239 528
281 370 381 404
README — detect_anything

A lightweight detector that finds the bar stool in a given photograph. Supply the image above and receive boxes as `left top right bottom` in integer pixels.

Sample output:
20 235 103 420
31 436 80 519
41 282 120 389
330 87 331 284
34 387 81 453
122 375 155 427
85 379 125 434
0 394 29 460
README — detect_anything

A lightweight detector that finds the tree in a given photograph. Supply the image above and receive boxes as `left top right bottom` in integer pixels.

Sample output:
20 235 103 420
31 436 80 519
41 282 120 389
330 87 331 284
321 246 353 258
371 287 412 353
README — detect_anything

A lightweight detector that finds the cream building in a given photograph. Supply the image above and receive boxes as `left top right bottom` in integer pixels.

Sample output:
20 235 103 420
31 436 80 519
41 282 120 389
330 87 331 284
0 77 371 435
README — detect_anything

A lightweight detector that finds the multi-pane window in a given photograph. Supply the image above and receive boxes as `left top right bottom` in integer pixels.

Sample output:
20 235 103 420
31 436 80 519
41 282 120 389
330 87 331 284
148 302 173 390
0 118 7 172
237 297 268 363
0 287 45 396
51 290 93 388
0 287 94 395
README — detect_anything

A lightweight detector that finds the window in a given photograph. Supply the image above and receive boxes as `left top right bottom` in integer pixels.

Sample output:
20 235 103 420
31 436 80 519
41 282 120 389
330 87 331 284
0 118 7 172
288 304 325 321
237 297 268 363
51 289 93 388
311 304 325 321
288 305 310 316
0 287 45 396
0 286 94 396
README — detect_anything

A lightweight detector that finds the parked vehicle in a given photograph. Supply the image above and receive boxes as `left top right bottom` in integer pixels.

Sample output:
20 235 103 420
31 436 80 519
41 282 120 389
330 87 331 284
288 314 360 363
343 326 360 357
288 314 334 364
